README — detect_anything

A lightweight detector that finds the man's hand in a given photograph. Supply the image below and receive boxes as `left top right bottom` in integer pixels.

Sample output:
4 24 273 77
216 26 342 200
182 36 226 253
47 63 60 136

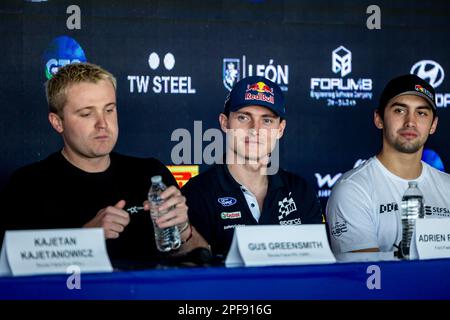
144 185 192 245
83 200 130 239
144 186 188 228
144 186 210 254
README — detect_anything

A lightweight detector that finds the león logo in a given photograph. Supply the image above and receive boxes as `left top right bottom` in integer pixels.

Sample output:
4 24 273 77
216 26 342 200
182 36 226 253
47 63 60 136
223 59 240 91
222 56 289 92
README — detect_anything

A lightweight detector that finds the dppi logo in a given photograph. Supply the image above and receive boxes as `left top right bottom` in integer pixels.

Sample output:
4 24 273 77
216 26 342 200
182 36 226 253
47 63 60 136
222 55 289 92
411 60 449 108
127 52 196 94
42 36 87 79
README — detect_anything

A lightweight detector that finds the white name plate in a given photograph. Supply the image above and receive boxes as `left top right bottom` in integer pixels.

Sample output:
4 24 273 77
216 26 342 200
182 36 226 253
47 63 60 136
0 228 113 277
225 225 336 267
415 218 450 260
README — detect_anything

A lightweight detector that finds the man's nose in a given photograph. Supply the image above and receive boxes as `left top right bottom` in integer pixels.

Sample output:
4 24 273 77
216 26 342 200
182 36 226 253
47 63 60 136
95 113 108 129
404 112 417 128
250 120 261 132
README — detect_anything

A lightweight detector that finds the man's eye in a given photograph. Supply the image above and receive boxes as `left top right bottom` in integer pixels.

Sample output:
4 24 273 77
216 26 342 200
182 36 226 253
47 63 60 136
263 118 273 124
80 113 90 117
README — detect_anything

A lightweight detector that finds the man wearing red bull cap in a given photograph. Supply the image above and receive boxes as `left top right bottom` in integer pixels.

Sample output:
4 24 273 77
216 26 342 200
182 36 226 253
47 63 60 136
182 76 323 258
326 74 450 256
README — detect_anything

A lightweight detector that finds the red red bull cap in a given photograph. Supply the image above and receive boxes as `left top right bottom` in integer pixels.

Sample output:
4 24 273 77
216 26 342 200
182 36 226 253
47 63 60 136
224 76 286 118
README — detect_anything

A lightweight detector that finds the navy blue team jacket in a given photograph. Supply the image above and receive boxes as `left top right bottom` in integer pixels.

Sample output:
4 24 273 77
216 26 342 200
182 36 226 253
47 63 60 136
182 164 323 257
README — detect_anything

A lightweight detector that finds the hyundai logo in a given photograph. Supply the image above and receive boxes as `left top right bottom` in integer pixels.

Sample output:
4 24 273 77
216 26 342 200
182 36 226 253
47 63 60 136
410 60 445 88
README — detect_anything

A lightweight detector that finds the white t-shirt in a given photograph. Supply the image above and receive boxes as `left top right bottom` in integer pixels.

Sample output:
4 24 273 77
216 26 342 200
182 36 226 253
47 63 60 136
326 156 450 253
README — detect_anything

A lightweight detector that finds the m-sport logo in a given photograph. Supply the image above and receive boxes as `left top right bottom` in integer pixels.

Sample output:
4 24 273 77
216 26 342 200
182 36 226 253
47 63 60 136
410 60 445 88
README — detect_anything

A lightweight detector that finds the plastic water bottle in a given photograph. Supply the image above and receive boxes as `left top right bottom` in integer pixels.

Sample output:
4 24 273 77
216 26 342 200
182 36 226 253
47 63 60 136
400 181 424 259
148 175 181 252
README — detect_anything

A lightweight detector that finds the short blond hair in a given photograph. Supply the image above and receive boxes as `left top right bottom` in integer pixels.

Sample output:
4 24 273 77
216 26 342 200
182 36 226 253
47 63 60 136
45 62 117 116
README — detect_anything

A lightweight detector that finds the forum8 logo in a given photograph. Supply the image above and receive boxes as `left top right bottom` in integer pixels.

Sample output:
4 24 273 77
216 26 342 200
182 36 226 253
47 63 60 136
332 46 352 78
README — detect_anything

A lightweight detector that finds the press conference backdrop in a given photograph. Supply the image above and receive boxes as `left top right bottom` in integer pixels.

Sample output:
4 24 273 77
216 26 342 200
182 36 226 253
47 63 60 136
1 0 449 209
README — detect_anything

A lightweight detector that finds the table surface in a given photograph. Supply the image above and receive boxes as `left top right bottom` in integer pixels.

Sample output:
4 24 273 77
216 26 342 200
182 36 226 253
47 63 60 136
1 258 449 300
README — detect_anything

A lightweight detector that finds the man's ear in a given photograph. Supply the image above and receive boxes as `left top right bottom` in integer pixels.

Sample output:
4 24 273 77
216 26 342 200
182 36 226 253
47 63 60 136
374 110 383 129
48 112 64 133
219 113 229 133
429 116 438 135
277 119 286 139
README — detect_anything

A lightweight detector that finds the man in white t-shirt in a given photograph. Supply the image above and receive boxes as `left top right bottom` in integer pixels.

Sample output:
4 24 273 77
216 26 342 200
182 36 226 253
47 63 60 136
326 74 450 254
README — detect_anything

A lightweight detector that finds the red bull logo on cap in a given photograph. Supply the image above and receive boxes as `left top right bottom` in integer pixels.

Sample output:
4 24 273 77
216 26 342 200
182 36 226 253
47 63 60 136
245 81 275 104
415 84 434 100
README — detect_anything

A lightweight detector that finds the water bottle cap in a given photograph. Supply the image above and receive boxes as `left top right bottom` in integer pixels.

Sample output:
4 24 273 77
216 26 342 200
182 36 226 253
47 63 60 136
151 175 162 184
408 181 418 187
